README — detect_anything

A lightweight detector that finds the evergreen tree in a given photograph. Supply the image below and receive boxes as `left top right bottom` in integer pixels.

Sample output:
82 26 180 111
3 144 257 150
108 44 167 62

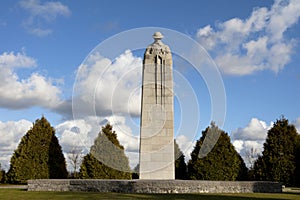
188 122 248 181
253 117 298 186
6 117 67 184
132 164 139 179
174 140 187 179
295 134 300 186
79 123 131 179
0 163 5 183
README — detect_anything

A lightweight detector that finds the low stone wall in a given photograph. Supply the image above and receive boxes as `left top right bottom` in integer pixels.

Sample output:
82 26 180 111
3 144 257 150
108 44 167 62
27 179 282 193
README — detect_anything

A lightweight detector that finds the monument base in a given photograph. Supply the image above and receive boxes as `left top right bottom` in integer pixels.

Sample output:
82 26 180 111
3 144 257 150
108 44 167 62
27 179 282 193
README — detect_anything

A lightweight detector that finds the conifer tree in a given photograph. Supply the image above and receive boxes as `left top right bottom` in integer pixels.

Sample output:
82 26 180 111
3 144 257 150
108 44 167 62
188 122 248 181
174 140 187 179
79 123 131 179
0 163 5 183
295 134 300 186
132 164 139 179
253 117 298 186
6 117 67 184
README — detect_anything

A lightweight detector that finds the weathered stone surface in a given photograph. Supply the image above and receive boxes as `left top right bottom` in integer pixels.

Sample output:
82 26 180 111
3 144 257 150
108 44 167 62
28 179 282 193
139 32 175 179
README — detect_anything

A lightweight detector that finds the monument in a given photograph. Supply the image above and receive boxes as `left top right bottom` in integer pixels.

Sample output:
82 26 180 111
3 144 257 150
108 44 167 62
28 32 282 193
139 32 175 179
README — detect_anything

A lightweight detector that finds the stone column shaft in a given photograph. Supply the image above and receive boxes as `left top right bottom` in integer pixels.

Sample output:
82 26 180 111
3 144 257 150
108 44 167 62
139 32 174 179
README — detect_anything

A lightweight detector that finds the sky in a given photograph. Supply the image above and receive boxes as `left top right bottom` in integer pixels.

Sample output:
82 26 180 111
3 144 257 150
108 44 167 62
0 0 300 171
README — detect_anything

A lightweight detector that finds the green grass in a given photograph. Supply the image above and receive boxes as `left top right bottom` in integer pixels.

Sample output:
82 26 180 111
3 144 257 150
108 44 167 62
0 189 299 200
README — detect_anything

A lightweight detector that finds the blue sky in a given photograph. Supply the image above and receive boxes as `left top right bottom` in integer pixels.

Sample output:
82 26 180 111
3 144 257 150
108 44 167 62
0 0 300 170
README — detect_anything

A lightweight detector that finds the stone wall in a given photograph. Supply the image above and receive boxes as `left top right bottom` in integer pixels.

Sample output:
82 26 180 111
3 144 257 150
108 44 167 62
28 179 282 193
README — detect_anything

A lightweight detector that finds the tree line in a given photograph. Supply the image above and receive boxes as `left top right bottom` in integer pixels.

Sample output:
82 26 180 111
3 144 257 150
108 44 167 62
0 116 299 186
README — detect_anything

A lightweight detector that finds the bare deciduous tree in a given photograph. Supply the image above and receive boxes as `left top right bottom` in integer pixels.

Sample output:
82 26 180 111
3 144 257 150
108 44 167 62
68 147 83 178
245 146 259 169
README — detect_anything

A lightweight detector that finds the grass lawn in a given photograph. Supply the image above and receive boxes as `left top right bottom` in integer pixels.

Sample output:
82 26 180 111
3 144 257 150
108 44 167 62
0 189 300 200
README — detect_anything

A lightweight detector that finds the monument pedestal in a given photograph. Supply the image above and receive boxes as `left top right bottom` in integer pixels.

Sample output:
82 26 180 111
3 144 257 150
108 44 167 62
28 179 282 193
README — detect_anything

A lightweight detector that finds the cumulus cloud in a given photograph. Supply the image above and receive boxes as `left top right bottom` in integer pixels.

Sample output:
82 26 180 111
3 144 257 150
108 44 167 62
0 119 32 170
72 50 142 119
197 0 300 75
0 51 36 68
231 118 271 141
0 51 62 109
231 118 273 167
19 0 71 36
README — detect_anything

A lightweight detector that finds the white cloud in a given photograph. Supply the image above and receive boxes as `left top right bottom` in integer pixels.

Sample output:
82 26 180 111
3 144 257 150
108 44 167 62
0 51 36 68
0 51 62 109
175 134 195 162
231 118 271 141
233 139 264 168
19 0 71 36
73 50 142 118
197 0 300 75
293 117 300 133
232 140 244 153
108 115 139 152
231 118 273 167
268 0 300 41
0 119 32 170
56 118 95 153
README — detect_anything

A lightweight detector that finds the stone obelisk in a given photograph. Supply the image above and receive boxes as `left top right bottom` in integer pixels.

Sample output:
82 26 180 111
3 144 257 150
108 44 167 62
139 32 174 179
